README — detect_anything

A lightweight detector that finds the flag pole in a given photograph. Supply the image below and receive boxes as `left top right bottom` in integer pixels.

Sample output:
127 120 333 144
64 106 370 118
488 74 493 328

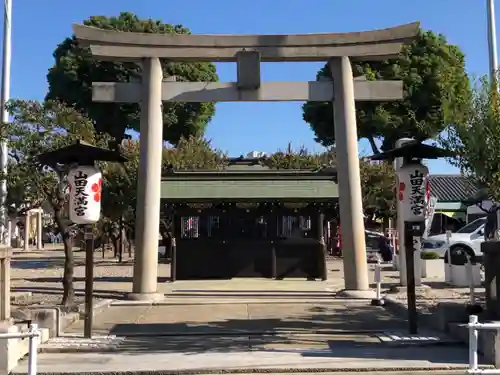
488 0 499 84
0 0 12 245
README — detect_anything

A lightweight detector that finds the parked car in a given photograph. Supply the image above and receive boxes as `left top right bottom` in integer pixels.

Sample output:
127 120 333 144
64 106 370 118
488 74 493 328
421 217 486 260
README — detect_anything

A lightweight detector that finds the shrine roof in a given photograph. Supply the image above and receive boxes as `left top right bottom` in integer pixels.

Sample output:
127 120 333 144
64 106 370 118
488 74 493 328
160 164 338 200
162 159 337 180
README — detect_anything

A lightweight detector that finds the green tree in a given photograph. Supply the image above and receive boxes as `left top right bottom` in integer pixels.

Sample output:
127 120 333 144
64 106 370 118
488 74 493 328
264 143 334 169
4 100 110 305
102 136 226 216
46 12 218 146
303 30 471 153
441 77 500 202
359 160 396 220
102 136 226 258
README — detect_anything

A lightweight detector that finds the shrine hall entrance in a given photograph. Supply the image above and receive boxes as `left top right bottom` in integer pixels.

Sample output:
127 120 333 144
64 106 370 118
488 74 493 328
160 159 338 281
175 211 321 279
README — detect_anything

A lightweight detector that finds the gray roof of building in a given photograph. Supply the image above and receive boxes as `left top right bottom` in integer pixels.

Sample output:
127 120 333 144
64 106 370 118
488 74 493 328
429 174 479 203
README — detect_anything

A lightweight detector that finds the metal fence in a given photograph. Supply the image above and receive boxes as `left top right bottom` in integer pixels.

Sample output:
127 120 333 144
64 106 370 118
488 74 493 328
469 315 500 374
0 323 40 375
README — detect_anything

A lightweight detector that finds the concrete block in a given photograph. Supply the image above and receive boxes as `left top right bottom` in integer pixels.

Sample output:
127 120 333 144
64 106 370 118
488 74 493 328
60 312 79 334
421 259 444 279
78 299 112 319
434 302 470 332
12 308 81 338
30 309 57 337
0 321 20 374
0 320 48 375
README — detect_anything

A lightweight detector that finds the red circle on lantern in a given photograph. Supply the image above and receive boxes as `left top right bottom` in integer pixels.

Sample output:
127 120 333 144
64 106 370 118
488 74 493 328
91 183 99 193
398 192 404 201
399 182 406 192
94 193 101 202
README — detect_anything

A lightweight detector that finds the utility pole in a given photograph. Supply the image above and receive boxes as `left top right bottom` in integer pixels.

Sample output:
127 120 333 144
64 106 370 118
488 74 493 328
488 0 499 84
0 0 12 245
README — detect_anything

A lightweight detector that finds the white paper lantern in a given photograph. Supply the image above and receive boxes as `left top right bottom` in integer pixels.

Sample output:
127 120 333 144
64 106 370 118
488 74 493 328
397 163 430 222
68 165 102 224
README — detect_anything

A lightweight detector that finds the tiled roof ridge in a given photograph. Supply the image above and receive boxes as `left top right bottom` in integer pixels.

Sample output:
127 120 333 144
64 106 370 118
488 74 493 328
428 174 479 202
429 174 466 177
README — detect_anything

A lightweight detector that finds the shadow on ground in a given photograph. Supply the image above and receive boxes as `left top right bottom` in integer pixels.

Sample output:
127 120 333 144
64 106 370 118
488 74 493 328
12 258 134 270
117 335 467 364
23 276 170 283
12 286 124 299
95 304 467 366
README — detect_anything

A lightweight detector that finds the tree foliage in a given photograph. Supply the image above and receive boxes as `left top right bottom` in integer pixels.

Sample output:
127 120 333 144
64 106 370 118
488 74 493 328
263 143 334 169
359 160 396 219
303 30 471 153
441 77 500 201
4 100 110 305
46 12 218 145
102 137 227 217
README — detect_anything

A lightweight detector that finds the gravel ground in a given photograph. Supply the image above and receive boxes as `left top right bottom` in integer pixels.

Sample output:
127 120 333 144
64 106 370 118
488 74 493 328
10 247 144 310
381 270 485 314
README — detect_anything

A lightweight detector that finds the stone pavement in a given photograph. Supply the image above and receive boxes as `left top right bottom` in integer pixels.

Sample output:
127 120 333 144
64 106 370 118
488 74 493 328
9 252 491 373
13 300 484 374
64 301 411 336
13 347 474 374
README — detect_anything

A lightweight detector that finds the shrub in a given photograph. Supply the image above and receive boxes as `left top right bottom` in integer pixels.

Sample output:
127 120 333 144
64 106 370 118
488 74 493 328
421 251 441 260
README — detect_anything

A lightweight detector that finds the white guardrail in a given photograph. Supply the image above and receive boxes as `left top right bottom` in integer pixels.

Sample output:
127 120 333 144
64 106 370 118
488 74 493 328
468 315 500 374
0 323 40 375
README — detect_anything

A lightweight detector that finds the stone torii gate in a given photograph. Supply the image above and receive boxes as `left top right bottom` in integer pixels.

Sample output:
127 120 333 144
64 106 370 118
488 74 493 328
74 22 419 300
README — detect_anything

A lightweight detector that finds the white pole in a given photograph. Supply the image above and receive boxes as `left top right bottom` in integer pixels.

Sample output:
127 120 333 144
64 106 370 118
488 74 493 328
375 260 381 300
468 315 479 372
27 323 39 375
488 0 499 84
466 254 476 306
0 0 12 245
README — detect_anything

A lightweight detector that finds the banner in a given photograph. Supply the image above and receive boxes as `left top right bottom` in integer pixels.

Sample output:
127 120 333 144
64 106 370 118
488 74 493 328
423 196 438 238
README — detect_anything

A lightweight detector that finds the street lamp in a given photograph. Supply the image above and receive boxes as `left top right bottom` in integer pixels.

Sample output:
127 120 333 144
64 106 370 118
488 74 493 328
370 140 455 335
38 140 126 338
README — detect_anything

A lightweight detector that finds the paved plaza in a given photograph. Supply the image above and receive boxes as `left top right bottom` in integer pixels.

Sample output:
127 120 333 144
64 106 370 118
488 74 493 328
8 248 487 373
17 292 476 373
14 300 474 374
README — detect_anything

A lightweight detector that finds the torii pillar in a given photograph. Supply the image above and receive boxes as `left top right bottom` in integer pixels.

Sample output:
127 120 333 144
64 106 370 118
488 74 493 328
330 56 369 293
130 58 164 300
73 21 419 300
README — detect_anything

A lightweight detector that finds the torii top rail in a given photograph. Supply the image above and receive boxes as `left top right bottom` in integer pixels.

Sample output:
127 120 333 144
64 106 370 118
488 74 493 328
73 22 420 62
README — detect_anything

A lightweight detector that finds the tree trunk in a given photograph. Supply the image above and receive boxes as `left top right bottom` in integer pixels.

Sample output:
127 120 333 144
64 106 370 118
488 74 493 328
126 228 133 257
367 136 380 154
54 207 74 306
112 235 119 258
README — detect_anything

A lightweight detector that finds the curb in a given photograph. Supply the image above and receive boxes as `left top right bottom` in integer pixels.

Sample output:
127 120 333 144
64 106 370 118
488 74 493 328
11 366 490 375
79 299 113 319
109 298 367 307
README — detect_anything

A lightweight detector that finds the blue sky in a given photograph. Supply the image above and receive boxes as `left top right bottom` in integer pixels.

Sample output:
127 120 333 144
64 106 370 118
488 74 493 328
2 0 496 173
